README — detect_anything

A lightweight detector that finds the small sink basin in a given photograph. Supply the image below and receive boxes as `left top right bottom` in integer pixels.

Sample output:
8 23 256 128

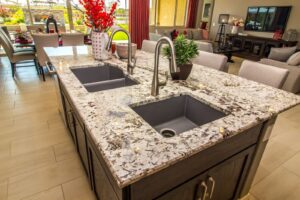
132 95 226 137
83 77 138 92
71 65 138 92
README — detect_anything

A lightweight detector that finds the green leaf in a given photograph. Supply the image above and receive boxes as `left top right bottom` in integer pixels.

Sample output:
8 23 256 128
162 34 199 65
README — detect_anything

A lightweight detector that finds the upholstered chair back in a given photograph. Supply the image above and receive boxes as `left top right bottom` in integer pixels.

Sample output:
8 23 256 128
61 33 84 46
192 50 228 72
141 40 158 54
32 33 59 66
239 60 289 89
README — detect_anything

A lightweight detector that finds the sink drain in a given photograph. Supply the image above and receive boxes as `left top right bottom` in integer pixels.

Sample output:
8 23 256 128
160 128 176 138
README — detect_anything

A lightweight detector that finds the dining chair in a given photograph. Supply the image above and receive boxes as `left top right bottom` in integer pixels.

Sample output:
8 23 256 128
141 40 157 53
61 32 84 46
0 29 38 77
27 24 45 33
32 33 59 81
192 50 228 72
238 60 289 89
1 26 11 40
0 27 34 52
47 24 66 33
194 41 213 53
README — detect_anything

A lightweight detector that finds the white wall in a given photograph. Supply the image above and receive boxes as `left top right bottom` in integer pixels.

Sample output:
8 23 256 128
210 0 300 42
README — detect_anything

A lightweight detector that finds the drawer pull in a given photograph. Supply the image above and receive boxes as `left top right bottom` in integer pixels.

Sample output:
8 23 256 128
198 181 208 200
208 177 215 199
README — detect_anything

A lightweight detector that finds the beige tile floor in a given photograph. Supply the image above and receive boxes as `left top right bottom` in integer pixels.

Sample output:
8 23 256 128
0 56 299 200
0 57 96 200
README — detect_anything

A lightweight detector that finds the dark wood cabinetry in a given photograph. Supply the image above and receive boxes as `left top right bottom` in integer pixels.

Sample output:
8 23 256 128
59 82 266 200
88 143 119 200
62 92 76 143
157 146 254 200
227 34 298 61
73 113 89 175
62 88 89 176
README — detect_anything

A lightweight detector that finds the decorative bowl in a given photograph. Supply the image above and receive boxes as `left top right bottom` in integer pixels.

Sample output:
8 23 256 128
116 43 137 59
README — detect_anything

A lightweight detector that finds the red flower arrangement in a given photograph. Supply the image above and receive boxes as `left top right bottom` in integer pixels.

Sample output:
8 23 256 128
79 0 117 32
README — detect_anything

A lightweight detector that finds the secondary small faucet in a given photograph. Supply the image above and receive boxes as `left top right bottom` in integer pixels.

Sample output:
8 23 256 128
107 28 136 75
151 37 178 96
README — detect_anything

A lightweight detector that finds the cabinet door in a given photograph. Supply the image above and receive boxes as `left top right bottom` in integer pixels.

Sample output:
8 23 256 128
63 94 76 143
156 172 208 200
73 114 89 175
207 147 254 200
232 38 243 48
157 146 255 200
89 147 118 200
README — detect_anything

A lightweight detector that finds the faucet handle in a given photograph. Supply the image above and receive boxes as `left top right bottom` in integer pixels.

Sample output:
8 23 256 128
127 57 136 75
132 57 137 67
159 71 168 86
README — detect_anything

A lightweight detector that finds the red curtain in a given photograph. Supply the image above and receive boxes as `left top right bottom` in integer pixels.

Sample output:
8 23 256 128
186 0 199 28
129 0 150 49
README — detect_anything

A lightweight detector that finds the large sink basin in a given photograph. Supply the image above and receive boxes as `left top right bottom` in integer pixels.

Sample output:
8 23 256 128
71 65 138 92
132 95 226 137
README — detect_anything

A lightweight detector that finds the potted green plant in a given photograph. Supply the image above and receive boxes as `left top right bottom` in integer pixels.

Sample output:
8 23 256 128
163 34 198 80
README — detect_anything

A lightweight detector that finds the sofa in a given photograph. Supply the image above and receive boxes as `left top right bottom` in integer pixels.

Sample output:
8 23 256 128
149 28 213 52
149 28 210 42
259 58 300 94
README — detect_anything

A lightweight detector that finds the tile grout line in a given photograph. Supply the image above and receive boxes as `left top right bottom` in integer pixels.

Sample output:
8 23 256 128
250 192 261 200
5 178 8 200
281 149 300 179
18 185 64 200
52 145 58 162
282 165 300 179
60 175 91 196
4 146 68 182
60 184 66 200
9 141 12 158
10 134 71 160
7 156 80 185
61 176 85 186
252 148 300 188
47 119 51 130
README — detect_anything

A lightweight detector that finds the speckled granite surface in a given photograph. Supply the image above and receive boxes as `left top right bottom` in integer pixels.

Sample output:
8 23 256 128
45 46 300 188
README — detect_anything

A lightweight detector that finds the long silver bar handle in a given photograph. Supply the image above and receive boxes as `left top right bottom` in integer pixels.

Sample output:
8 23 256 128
208 176 215 199
198 181 208 200
45 62 56 75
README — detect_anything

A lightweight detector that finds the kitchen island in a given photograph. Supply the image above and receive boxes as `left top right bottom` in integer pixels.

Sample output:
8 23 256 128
45 46 300 200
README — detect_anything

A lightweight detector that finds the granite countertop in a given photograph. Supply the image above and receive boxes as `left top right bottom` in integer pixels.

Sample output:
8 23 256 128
45 46 300 188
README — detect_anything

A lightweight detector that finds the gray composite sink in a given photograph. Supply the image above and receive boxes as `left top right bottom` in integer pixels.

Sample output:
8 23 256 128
71 65 138 92
132 95 226 137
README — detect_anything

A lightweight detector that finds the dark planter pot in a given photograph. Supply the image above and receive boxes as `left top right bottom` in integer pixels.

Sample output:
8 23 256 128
171 63 193 80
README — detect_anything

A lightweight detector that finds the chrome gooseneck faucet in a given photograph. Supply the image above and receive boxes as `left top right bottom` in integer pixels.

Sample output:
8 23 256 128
107 28 136 75
151 37 178 96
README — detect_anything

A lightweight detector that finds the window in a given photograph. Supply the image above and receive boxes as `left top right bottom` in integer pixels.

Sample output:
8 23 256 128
175 0 187 26
0 4 25 26
149 0 156 26
157 0 176 26
150 0 188 27
0 0 128 37
0 0 73 30
105 0 129 40
71 0 129 39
